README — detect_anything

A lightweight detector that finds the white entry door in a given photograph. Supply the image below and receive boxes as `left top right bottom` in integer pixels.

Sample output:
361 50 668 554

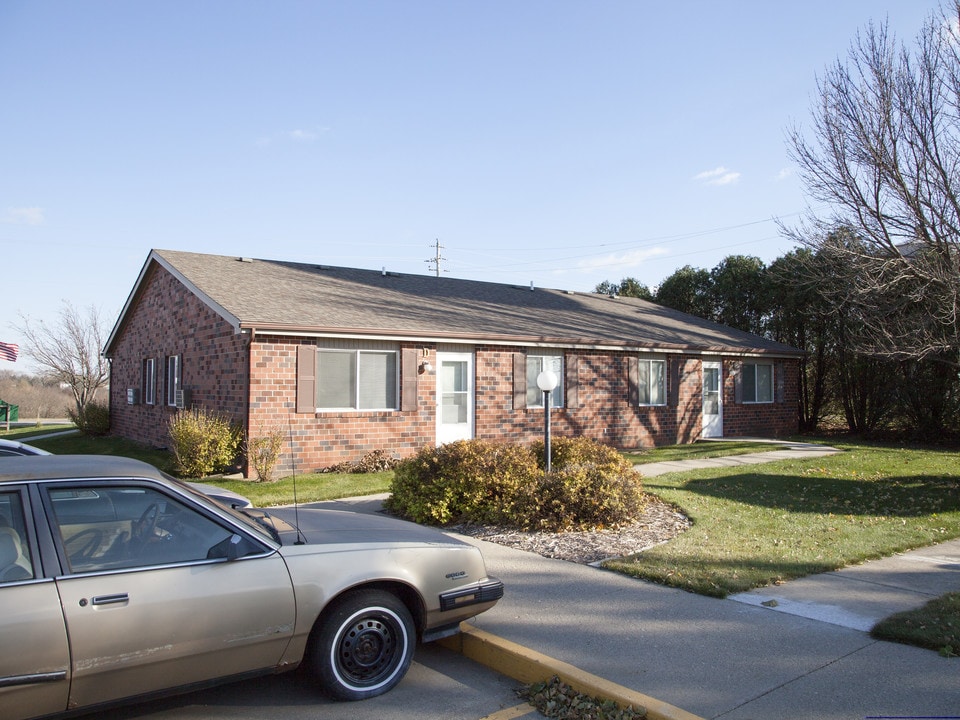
437 352 474 444
702 361 723 438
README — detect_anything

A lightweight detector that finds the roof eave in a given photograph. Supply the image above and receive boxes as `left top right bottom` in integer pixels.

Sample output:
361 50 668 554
238 323 804 357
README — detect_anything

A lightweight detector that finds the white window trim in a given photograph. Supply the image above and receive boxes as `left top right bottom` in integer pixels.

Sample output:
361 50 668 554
526 353 564 409
743 362 774 404
637 357 667 407
143 357 156 406
165 355 181 407
316 348 399 411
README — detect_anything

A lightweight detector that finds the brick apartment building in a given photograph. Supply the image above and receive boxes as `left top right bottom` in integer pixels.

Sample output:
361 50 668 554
103 249 803 478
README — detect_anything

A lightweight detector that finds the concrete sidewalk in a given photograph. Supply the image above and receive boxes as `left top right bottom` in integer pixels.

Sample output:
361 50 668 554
634 440 842 478
319 444 960 719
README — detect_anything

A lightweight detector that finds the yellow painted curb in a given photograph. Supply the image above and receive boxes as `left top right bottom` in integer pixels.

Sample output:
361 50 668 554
438 623 704 720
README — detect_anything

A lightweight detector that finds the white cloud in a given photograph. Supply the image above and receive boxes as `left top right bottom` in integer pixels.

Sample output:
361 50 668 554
286 128 319 142
694 166 741 186
257 127 329 146
2 207 44 225
577 247 669 272
774 167 793 181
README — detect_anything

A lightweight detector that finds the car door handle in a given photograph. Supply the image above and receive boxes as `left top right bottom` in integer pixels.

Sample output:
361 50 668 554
91 593 129 606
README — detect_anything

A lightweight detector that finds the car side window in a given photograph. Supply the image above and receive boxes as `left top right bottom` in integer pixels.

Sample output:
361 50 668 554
0 491 34 583
48 485 256 574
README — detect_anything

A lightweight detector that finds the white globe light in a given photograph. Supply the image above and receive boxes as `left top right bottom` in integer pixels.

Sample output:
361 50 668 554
536 370 559 392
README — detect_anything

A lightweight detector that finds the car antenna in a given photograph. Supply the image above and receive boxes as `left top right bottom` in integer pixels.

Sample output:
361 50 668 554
288 418 307 545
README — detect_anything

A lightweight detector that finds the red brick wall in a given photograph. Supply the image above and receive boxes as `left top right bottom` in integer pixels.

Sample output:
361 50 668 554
248 338 437 476
721 358 800 438
475 350 715 449
109 264 250 451
109 267 799 475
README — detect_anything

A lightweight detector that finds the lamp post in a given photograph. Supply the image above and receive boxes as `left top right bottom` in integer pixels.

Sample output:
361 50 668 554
536 370 559 473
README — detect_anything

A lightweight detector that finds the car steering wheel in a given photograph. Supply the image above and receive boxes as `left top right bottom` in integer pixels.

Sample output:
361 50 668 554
134 503 161 544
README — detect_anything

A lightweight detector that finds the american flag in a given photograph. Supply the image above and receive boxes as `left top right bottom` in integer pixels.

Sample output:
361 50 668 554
0 342 19 362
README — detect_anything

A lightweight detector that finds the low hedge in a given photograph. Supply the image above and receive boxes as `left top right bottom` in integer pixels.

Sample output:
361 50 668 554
386 437 645 532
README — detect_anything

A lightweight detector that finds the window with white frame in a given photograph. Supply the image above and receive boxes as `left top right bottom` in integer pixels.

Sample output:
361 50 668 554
166 355 181 407
637 357 666 405
742 362 773 403
142 357 156 406
526 353 563 408
316 349 398 410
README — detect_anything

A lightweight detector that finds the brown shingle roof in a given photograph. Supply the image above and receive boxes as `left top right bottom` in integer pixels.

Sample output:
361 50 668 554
125 249 801 355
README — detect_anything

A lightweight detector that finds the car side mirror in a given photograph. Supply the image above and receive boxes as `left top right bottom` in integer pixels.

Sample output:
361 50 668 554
208 533 245 561
225 534 243 561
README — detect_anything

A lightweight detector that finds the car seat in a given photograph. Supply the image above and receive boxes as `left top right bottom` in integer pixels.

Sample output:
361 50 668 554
0 527 32 582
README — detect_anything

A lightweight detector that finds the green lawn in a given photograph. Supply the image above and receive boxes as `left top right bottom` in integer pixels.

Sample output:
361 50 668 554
623 439 785 465
12 429 391 504
871 592 960 657
606 441 960 599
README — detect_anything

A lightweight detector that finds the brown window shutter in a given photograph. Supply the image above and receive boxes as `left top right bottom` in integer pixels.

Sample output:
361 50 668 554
732 361 743 404
296 345 316 413
565 354 579 409
513 352 526 410
775 361 785 403
669 357 681 407
401 348 419 411
627 356 639 406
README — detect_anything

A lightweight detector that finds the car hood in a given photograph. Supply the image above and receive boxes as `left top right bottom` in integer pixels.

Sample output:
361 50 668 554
264 506 468 548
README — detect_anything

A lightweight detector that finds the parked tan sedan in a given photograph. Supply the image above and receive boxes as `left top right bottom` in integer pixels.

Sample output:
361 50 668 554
0 455 503 720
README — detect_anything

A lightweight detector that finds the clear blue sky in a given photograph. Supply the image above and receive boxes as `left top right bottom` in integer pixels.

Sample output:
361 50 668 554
0 1 936 372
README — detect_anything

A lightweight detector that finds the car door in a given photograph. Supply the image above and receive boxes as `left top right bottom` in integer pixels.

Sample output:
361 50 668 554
45 482 297 710
0 488 71 720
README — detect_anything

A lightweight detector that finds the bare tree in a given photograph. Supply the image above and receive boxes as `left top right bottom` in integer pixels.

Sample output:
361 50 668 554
15 302 110 415
785 2 960 364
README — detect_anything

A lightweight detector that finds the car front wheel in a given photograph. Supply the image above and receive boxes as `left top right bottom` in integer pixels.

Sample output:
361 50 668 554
311 589 416 700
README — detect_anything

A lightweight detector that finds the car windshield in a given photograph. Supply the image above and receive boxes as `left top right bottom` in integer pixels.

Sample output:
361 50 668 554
162 474 278 544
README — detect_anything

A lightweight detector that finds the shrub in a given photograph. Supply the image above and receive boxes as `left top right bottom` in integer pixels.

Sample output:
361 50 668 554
323 450 400 474
521 437 646 531
168 408 242 478
386 437 644 532
386 440 538 526
244 425 285 482
68 402 110 436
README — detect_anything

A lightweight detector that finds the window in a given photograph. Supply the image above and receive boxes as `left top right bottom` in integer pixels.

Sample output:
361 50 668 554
526 354 563 408
742 362 773 403
166 355 181 407
316 349 398 410
637 357 666 406
142 358 156 405
48 485 260 574
0 491 33 582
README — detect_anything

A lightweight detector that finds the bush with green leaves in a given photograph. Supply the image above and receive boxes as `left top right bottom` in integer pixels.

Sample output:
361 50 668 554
168 407 242 478
386 437 644 532
68 401 110 436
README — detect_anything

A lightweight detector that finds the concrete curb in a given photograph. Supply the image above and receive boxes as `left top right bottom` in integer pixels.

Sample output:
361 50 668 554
438 623 704 720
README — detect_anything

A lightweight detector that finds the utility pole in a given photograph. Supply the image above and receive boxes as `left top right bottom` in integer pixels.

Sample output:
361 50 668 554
425 239 447 277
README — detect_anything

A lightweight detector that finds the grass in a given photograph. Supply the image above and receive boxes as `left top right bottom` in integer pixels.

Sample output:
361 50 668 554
623 439 786 465
871 592 960 657
605 440 960 599
6 428 390 504
198 472 393 506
